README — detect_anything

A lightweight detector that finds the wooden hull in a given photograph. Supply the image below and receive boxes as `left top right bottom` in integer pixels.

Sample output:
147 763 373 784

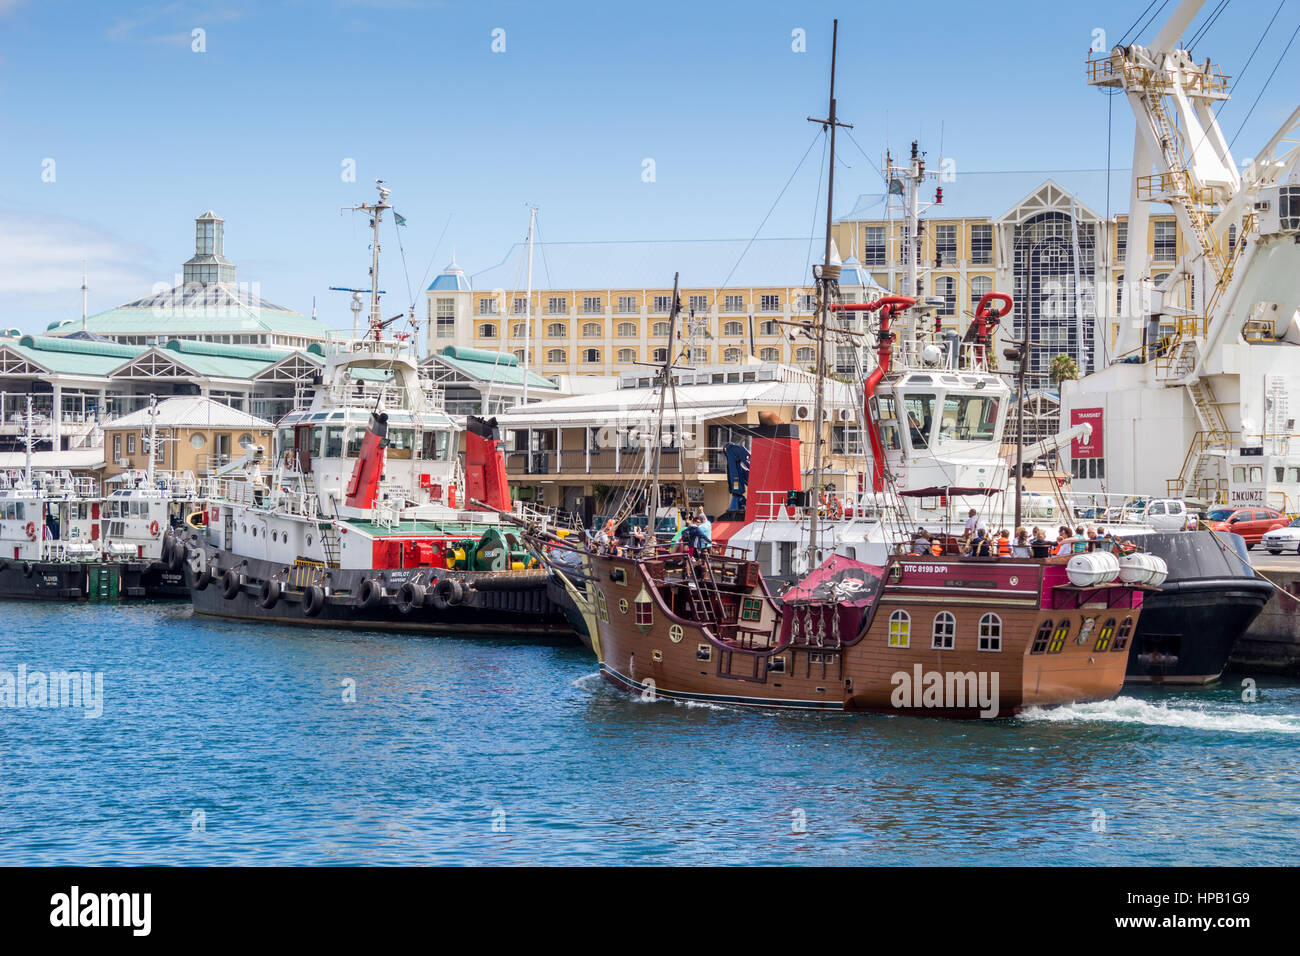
587 553 1142 718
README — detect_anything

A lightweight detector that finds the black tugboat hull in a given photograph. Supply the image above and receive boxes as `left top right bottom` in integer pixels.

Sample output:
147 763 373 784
1124 531 1272 685
186 545 577 639
0 560 187 601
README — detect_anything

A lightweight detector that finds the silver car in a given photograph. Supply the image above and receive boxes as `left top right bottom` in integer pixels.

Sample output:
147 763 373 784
1262 517 1300 555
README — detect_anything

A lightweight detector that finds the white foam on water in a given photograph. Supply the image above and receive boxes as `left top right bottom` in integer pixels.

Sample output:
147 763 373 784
1020 696 1300 734
569 672 605 693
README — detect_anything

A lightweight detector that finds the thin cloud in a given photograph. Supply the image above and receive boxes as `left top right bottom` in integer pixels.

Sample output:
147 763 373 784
107 3 244 45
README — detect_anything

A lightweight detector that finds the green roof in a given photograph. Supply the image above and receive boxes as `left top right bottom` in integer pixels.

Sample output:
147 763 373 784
165 339 296 363
47 282 340 341
345 519 491 537
4 335 144 377
435 346 557 390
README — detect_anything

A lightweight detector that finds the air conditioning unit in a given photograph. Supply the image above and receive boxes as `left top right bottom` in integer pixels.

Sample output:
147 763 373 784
836 408 854 422
118 458 132 468
793 405 813 421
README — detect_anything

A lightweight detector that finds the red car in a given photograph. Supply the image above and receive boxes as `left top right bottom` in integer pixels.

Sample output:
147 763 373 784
1205 507 1290 548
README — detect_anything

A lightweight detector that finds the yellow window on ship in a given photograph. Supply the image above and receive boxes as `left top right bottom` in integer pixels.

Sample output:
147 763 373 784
888 610 911 648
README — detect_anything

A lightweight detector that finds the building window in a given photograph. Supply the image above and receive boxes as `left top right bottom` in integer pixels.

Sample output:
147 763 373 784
582 322 602 337
688 295 709 313
863 225 886 266
723 347 742 363
970 224 993 265
932 611 956 649
1154 219 1177 261
512 349 527 362
691 347 708 363
478 323 497 339
617 321 637 337
512 297 528 315
582 348 601 364
651 321 670 337
477 297 498 316
127 434 136 454
651 347 667 363
113 435 121 460
831 425 862 455
936 276 956 316
970 274 992 310
759 346 780 362
935 225 957 266
1116 220 1127 259
759 294 780 312
723 294 744 313
510 321 528 339
795 293 816 312
616 348 636 363
617 295 638 314
547 296 568 315
722 320 744 337
759 320 780 336
546 348 566 364
547 322 566 338
795 346 814 363
435 298 455 338
581 296 602 314
652 295 672 313
834 345 856 374
888 610 911 648
978 613 1002 651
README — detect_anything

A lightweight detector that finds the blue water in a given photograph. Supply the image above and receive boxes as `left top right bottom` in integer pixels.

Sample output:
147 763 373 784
2 601 1298 865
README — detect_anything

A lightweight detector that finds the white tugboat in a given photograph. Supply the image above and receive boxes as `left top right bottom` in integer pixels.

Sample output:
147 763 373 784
182 183 571 637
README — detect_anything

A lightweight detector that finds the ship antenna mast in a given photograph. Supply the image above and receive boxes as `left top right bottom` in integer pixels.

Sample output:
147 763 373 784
806 19 852 571
341 180 392 344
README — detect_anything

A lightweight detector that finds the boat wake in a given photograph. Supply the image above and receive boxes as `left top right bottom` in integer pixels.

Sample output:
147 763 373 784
569 671 728 710
1019 696 1300 734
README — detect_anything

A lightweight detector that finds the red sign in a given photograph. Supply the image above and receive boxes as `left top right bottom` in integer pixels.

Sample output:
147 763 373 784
1071 407 1104 459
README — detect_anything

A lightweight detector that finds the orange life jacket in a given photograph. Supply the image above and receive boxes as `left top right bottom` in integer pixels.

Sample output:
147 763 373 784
997 536 1011 556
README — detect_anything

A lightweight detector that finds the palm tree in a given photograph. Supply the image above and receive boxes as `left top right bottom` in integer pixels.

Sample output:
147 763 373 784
1048 354 1079 389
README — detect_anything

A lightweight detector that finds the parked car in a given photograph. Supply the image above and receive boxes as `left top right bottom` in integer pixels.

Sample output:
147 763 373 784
1205 507 1290 548
1143 498 1197 531
1262 517 1300 555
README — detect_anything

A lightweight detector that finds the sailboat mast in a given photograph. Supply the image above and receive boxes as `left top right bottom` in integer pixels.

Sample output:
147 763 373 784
524 206 536 405
807 19 850 569
648 273 681 544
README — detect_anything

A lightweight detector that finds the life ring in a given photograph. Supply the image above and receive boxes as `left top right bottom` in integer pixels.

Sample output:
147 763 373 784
221 568 242 599
828 496 844 520
432 576 463 609
257 578 281 609
302 584 326 617
282 450 295 470
357 577 383 609
24 521 36 541
150 520 160 537
397 581 426 614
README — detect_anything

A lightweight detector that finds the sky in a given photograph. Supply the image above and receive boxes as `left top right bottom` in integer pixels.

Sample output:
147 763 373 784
0 0 1297 334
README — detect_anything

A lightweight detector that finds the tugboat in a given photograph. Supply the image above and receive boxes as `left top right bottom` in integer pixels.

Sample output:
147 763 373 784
182 182 572 637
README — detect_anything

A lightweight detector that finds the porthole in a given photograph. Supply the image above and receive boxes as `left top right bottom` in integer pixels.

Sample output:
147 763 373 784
669 624 684 643
306 534 313 546
618 598 629 615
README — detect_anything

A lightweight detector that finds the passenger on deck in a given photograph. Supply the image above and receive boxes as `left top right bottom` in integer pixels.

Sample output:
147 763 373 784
965 529 993 558
1012 528 1032 558
696 512 713 553
680 517 702 556
996 528 1011 556
911 527 931 554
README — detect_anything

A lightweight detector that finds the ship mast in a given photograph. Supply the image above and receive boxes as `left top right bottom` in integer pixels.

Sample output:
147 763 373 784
341 181 392 344
523 206 537 405
648 273 682 546
806 19 851 570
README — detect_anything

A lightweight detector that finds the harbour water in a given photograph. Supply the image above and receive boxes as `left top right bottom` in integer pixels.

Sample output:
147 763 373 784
3 601 1298 866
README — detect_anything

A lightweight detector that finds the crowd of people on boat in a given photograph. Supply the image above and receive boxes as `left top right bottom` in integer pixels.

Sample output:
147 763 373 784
587 511 713 559
904 508 1137 560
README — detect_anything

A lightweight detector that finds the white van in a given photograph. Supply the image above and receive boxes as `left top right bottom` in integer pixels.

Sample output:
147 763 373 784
1143 498 1195 531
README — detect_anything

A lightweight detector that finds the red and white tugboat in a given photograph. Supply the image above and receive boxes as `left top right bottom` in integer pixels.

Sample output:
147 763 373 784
182 183 571 637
